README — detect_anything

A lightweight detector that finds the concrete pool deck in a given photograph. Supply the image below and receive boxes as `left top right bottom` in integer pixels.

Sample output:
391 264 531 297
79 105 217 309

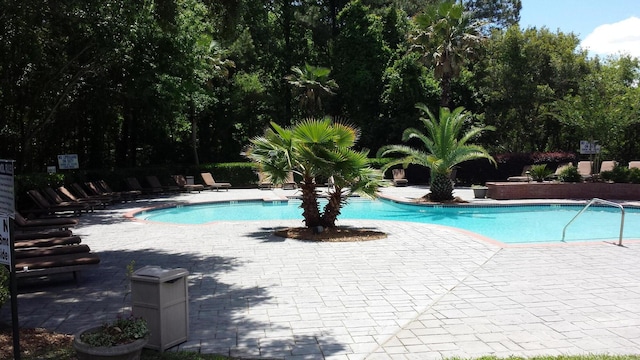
2 186 640 359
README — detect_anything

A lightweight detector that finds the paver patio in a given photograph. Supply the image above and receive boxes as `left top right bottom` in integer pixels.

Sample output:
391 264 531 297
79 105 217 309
2 187 640 359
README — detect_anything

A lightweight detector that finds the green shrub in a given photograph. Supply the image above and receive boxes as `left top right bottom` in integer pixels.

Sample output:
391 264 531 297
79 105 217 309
529 164 553 181
0 266 9 309
558 165 582 183
629 168 640 184
600 165 629 183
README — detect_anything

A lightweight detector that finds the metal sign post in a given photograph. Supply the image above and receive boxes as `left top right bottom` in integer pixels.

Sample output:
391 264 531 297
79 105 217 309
0 159 20 360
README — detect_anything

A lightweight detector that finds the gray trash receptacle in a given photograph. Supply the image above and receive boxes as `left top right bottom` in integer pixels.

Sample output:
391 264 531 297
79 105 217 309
131 266 189 351
185 176 195 185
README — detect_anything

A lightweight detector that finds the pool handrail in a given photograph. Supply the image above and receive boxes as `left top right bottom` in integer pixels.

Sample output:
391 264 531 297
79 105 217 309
562 198 625 246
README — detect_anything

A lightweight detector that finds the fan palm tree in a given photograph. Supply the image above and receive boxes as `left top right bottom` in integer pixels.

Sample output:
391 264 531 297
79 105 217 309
246 117 382 228
409 1 485 108
378 105 496 202
286 64 339 117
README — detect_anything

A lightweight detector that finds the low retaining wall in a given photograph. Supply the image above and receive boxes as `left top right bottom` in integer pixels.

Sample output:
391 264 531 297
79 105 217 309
486 182 640 200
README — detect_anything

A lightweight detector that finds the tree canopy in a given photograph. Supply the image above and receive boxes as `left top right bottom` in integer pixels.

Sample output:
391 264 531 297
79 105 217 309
2 0 639 174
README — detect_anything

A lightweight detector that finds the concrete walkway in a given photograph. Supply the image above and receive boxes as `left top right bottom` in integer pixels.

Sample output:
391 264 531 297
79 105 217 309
2 187 640 359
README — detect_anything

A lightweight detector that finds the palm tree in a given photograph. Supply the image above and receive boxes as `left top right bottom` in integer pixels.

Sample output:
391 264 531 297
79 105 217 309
286 64 339 117
246 117 382 228
409 1 485 108
378 105 496 202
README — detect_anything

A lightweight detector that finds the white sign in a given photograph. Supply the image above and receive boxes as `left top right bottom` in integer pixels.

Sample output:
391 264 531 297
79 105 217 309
0 160 15 216
579 141 601 155
57 154 79 169
0 216 10 266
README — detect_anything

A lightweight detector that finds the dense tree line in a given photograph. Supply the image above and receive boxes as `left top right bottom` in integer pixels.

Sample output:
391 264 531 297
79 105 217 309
1 0 639 173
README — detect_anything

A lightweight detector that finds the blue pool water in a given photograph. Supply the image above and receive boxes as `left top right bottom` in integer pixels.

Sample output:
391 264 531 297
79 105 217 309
135 198 640 244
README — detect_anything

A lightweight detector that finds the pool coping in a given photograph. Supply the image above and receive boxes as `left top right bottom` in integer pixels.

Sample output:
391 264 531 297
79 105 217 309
123 192 640 248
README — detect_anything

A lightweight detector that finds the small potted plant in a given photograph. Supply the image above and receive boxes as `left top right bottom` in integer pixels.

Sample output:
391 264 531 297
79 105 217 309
73 261 149 360
73 314 149 360
471 184 488 199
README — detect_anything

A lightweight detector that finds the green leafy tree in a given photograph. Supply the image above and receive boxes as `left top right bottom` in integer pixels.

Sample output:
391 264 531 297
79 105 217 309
246 118 383 228
476 26 589 152
286 64 339 117
333 0 392 143
465 0 521 33
409 0 486 108
378 106 496 201
553 56 640 162
377 52 440 151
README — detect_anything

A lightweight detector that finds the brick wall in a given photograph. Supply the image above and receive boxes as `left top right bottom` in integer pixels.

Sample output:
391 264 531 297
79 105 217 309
486 182 640 200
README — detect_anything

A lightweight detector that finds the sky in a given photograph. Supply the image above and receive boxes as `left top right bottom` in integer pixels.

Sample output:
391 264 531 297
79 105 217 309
518 0 640 58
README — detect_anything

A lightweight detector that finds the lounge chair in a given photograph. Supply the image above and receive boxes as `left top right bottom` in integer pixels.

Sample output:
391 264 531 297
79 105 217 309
15 245 100 279
200 172 232 191
391 169 408 186
599 160 616 173
57 185 107 209
15 229 73 241
171 175 204 193
629 161 640 170
548 163 572 180
145 175 180 193
70 183 116 204
26 189 90 216
92 180 140 200
282 172 298 190
257 172 274 190
577 161 593 181
507 165 532 182
15 234 80 246
15 212 78 231
42 187 96 212
126 177 163 195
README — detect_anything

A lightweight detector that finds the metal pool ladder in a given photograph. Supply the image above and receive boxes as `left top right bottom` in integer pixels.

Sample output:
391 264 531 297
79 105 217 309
562 198 625 246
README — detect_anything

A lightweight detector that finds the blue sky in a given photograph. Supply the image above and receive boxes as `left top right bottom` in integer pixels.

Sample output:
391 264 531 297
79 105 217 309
519 0 640 57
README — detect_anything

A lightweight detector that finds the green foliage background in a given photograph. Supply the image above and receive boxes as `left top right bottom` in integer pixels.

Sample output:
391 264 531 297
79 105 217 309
1 0 639 180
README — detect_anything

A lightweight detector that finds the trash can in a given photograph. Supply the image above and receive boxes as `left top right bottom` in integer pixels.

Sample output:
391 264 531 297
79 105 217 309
131 266 189 351
185 176 195 185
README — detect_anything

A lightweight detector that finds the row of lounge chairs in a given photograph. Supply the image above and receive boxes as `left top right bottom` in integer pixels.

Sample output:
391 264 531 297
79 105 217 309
15 173 231 281
16 180 137 279
124 173 232 194
24 173 232 217
257 171 298 190
14 212 100 280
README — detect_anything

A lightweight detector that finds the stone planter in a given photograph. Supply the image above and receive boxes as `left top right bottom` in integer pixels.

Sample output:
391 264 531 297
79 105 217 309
73 326 148 360
486 182 640 200
472 187 488 199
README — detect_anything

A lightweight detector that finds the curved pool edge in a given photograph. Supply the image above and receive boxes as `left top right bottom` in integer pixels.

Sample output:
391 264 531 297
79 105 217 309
123 194 640 248
123 197 293 226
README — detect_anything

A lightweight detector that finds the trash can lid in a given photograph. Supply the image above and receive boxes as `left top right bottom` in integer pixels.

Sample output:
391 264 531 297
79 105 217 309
132 265 189 283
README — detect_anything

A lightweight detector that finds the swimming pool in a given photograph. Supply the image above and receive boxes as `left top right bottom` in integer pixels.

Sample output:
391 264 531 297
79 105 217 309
134 198 640 244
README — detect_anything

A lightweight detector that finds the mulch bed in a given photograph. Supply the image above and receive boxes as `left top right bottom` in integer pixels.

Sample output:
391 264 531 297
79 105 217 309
274 226 387 242
0 325 74 359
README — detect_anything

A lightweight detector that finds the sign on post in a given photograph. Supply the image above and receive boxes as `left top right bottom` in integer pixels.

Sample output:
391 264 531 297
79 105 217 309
0 159 19 359
0 215 9 266
57 154 79 169
0 160 15 216
579 140 601 155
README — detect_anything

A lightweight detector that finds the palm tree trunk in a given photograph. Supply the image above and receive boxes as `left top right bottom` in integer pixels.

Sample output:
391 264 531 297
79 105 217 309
300 175 321 227
430 171 454 202
321 187 342 228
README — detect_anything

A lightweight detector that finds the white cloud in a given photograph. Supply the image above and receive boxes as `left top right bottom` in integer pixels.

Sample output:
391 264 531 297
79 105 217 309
580 16 640 58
